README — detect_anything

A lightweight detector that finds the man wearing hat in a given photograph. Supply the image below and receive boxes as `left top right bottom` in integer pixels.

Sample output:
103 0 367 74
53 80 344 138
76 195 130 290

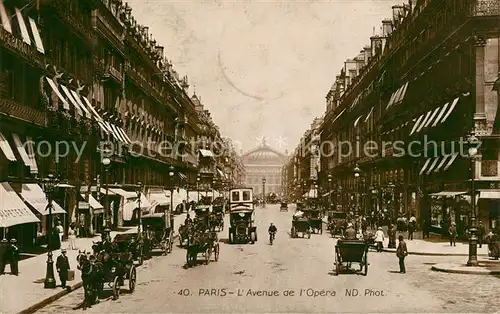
56 248 70 288
9 239 19 275
0 238 9 275
344 223 356 240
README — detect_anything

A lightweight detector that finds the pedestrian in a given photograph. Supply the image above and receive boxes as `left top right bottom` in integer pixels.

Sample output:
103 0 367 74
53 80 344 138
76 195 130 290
68 223 77 250
388 224 397 248
448 222 457 246
396 235 408 273
374 227 385 252
422 219 430 238
56 221 64 242
56 248 70 289
478 221 485 248
344 223 356 240
9 239 19 275
0 238 8 274
408 214 416 240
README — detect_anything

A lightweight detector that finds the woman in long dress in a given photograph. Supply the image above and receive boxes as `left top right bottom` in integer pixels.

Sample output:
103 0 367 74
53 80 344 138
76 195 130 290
68 223 77 250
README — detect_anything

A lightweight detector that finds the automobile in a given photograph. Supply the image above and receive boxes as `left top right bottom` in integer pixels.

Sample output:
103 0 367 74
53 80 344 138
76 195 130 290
228 188 257 244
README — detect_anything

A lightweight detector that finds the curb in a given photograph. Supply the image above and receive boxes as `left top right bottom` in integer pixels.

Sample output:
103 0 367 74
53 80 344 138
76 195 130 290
17 281 84 314
431 263 500 275
17 233 181 314
382 248 489 257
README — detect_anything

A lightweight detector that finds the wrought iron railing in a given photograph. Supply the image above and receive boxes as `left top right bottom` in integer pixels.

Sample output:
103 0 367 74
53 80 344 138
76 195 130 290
0 98 47 126
471 0 500 16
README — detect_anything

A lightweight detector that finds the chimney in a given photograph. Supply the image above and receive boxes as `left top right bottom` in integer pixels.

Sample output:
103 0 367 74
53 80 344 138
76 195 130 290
364 46 372 63
382 19 393 37
392 5 404 26
370 36 382 56
155 46 164 58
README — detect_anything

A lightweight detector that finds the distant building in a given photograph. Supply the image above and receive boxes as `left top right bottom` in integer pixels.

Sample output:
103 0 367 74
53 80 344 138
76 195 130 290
242 141 286 196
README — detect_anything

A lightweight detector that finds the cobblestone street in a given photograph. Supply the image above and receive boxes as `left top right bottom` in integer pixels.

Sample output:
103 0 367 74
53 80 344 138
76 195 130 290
37 204 500 313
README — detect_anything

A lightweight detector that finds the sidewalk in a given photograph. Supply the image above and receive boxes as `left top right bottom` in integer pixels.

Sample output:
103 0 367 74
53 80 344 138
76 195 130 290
0 213 186 314
320 217 489 256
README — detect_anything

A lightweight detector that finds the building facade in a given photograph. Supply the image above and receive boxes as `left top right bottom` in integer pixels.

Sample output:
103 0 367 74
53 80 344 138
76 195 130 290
312 0 500 235
242 141 285 197
0 0 243 246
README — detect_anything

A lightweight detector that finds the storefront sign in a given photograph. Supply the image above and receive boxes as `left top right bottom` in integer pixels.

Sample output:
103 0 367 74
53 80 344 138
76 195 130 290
78 201 90 210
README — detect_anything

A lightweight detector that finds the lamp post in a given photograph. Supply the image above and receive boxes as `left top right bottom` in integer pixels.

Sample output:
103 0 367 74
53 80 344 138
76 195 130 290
196 175 200 203
387 181 396 223
467 132 479 267
353 164 361 215
169 166 175 214
102 157 111 229
43 173 59 289
262 177 266 208
136 182 142 233
327 174 332 209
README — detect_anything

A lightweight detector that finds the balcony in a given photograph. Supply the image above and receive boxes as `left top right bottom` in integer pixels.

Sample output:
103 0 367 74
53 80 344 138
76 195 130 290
104 64 123 85
0 28 44 68
471 0 500 16
46 0 96 46
0 98 47 127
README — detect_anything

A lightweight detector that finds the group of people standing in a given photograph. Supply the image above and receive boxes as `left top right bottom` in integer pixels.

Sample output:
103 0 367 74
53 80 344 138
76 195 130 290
0 238 19 275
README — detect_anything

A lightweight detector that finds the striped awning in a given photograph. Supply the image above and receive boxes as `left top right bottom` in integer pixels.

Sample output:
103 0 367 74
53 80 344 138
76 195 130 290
419 153 459 176
45 77 70 110
410 98 460 136
0 182 40 228
21 184 66 215
0 132 16 161
386 82 409 109
199 149 214 157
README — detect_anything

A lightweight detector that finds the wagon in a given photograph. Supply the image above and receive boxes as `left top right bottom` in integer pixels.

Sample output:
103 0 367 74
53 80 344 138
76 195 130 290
280 202 288 212
112 232 146 265
291 218 311 238
304 209 322 234
141 213 173 255
95 250 137 300
333 239 369 276
327 211 347 238
185 231 219 267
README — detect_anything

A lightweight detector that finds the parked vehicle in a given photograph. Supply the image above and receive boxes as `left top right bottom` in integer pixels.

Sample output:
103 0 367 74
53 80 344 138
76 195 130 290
333 239 369 276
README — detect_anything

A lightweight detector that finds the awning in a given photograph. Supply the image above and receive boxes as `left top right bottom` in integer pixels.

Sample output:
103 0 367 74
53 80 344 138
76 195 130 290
332 108 346 124
21 184 66 215
364 107 374 122
353 115 363 127
25 136 38 174
419 158 432 175
12 133 31 168
116 127 132 144
148 192 170 206
0 182 40 228
199 149 214 157
60 85 83 116
419 153 459 176
15 8 31 45
440 97 459 123
56 183 74 188
422 106 442 129
100 188 116 195
479 191 500 199
410 114 425 135
0 1 12 33
178 173 187 180
70 91 91 117
430 191 466 197
415 110 433 133
109 188 136 199
28 17 44 54
122 195 151 221
0 132 16 161
184 153 198 166
46 77 70 110
105 122 122 142
425 157 440 175
81 96 103 121
431 102 449 127
110 124 127 144
83 194 104 210
216 168 224 177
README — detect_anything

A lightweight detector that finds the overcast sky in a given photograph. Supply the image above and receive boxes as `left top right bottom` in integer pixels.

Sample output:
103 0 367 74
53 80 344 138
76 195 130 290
127 0 396 154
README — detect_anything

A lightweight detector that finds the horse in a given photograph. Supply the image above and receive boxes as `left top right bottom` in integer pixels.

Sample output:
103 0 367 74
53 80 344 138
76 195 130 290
77 251 101 309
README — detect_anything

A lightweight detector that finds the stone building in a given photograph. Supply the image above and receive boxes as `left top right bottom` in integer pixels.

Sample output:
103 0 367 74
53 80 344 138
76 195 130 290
242 141 286 197
0 0 242 245
315 0 500 234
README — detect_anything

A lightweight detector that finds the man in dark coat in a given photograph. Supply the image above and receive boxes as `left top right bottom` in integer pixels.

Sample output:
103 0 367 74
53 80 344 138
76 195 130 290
344 223 356 240
56 248 70 288
396 235 408 273
0 238 9 274
9 239 19 275
478 221 485 248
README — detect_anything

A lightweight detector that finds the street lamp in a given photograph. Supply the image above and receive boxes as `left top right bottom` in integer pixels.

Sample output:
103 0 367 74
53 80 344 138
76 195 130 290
196 175 200 202
387 181 396 222
102 157 111 229
327 174 332 209
42 173 59 289
262 177 266 208
136 182 142 233
169 166 175 214
353 164 361 217
467 132 479 267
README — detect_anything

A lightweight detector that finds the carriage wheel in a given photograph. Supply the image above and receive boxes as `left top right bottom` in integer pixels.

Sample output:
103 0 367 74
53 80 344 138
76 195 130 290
168 236 173 253
163 240 169 255
205 247 211 265
214 243 220 261
112 276 120 300
250 232 256 244
186 249 191 267
179 235 183 247
137 246 144 265
307 231 311 239
221 221 224 232
334 248 340 276
128 266 137 292
291 227 296 238
320 225 323 235
229 232 234 244
363 251 368 276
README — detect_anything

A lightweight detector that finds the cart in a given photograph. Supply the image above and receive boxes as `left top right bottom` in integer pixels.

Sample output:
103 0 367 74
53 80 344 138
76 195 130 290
304 209 322 234
185 231 219 267
291 218 311 238
141 213 173 255
280 202 288 212
95 250 137 300
333 239 369 276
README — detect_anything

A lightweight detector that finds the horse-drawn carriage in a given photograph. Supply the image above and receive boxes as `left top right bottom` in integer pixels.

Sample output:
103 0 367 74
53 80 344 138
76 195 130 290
211 204 225 232
333 239 369 276
112 232 146 265
141 213 173 255
291 217 311 238
327 211 348 238
280 202 288 212
303 208 322 234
